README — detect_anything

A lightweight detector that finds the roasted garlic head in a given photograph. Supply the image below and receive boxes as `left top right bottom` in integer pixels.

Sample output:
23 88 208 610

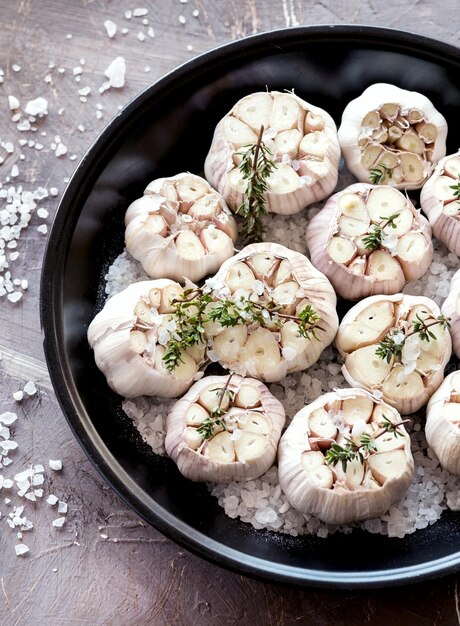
306 182 433 299
426 371 460 477
278 388 414 524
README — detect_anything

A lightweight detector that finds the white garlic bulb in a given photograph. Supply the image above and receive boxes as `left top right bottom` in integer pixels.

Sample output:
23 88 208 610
426 370 460 476
306 182 433 300
205 242 338 382
278 388 414 524
87 280 205 398
335 294 451 415
420 151 460 255
125 173 238 283
441 267 460 358
165 375 285 482
204 91 340 215
338 83 447 190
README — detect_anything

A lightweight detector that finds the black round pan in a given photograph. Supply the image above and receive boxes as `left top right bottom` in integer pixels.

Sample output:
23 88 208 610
41 25 460 588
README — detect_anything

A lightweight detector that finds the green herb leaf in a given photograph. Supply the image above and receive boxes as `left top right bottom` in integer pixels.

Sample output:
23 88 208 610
369 162 393 185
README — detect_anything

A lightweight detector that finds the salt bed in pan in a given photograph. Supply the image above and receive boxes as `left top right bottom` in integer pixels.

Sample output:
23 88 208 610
104 164 460 540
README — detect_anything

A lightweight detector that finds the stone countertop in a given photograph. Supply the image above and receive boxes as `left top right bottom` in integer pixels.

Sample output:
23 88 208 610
1 1 459 624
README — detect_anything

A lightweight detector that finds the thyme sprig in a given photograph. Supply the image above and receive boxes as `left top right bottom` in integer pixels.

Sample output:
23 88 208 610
235 125 277 244
380 415 410 438
162 287 323 370
449 174 460 200
369 162 393 185
362 212 400 252
196 373 235 440
375 314 451 363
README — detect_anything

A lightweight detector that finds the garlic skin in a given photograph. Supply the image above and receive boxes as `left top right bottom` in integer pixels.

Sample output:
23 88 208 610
306 182 433 300
338 83 447 190
336 294 452 415
204 91 341 215
165 375 285 482
441 267 460 358
426 371 460 476
87 280 204 398
125 173 238 283
206 242 339 382
420 151 460 255
278 388 414 525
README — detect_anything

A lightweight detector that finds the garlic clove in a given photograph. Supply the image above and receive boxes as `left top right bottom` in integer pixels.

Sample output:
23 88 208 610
327 237 357 265
337 192 369 222
396 232 432 280
308 465 334 489
234 384 262 408
185 403 210 426
426 371 460 476
366 187 407 222
308 407 337 439
381 367 424 405
345 345 393 386
270 93 303 131
299 131 330 158
233 92 273 132
226 261 256 292
238 412 270 434
301 450 325 471
200 226 231 254
356 300 395 331
212 325 248 363
175 230 206 260
198 384 231 413
342 395 374 425
338 215 370 237
366 250 405 283
240 327 282 378
444 157 460 178
246 252 278 280
184 427 203 451
159 283 184 313
373 432 405 453
305 111 325 133
274 129 302 158
188 194 221 219
222 116 258 147
266 163 300 193
129 330 147 354
368 450 408 485
345 458 365 489
206 431 236 463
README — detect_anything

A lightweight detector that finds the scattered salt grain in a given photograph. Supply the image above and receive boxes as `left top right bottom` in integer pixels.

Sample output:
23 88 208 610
58 501 68 514
8 96 20 110
133 7 149 16
47 494 58 505
37 208 49 219
15 544 29 556
24 381 37 396
49 459 62 471
52 517 65 528
104 57 126 89
104 20 117 38
0 413 17 425
24 97 48 117
13 391 23 402
178 15 186 24
12 64 21 72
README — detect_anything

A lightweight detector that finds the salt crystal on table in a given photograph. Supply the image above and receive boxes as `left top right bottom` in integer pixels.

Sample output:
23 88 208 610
104 20 117 38
104 57 126 88
49 459 62 471
133 7 148 16
15 544 29 556
47 494 58 505
52 517 65 528
13 391 23 402
24 381 37 396
24 97 48 117
58 501 67 514
8 96 20 110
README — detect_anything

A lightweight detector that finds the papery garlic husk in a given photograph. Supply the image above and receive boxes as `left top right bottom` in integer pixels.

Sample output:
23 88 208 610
205 242 338 382
87 280 205 398
441 267 460 358
306 182 433 300
204 91 341 215
278 388 414 524
426 370 460 476
335 294 452 415
165 375 285 482
125 173 238 283
338 83 447 190
420 151 460 255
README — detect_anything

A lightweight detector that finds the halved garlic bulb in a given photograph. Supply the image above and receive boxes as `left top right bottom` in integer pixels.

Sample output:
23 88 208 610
125 173 238 283
338 83 447 190
441 268 460 358
204 91 340 215
205 242 338 382
426 371 460 476
278 388 414 524
165 375 285 482
87 280 204 398
420 151 460 255
336 294 452 414
306 183 433 299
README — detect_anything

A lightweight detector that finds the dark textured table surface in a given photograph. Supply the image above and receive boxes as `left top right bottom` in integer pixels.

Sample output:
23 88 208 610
1 1 460 624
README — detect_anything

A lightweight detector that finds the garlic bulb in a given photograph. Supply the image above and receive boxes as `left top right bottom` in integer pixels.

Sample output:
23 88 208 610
335 294 451 415
165 375 285 482
420 151 460 255
125 173 238 283
441 267 460 358
278 388 414 524
426 370 460 476
338 83 447 190
87 280 205 398
204 91 341 215
205 242 338 382
306 182 433 300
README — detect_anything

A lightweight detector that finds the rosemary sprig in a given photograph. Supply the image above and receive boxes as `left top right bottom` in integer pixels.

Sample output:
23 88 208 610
449 174 460 200
162 287 323 370
369 162 393 185
375 314 451 363
235 125 276 244
325 433 377 472
362 212 400 252
379 415 410 438
196 373 234 440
